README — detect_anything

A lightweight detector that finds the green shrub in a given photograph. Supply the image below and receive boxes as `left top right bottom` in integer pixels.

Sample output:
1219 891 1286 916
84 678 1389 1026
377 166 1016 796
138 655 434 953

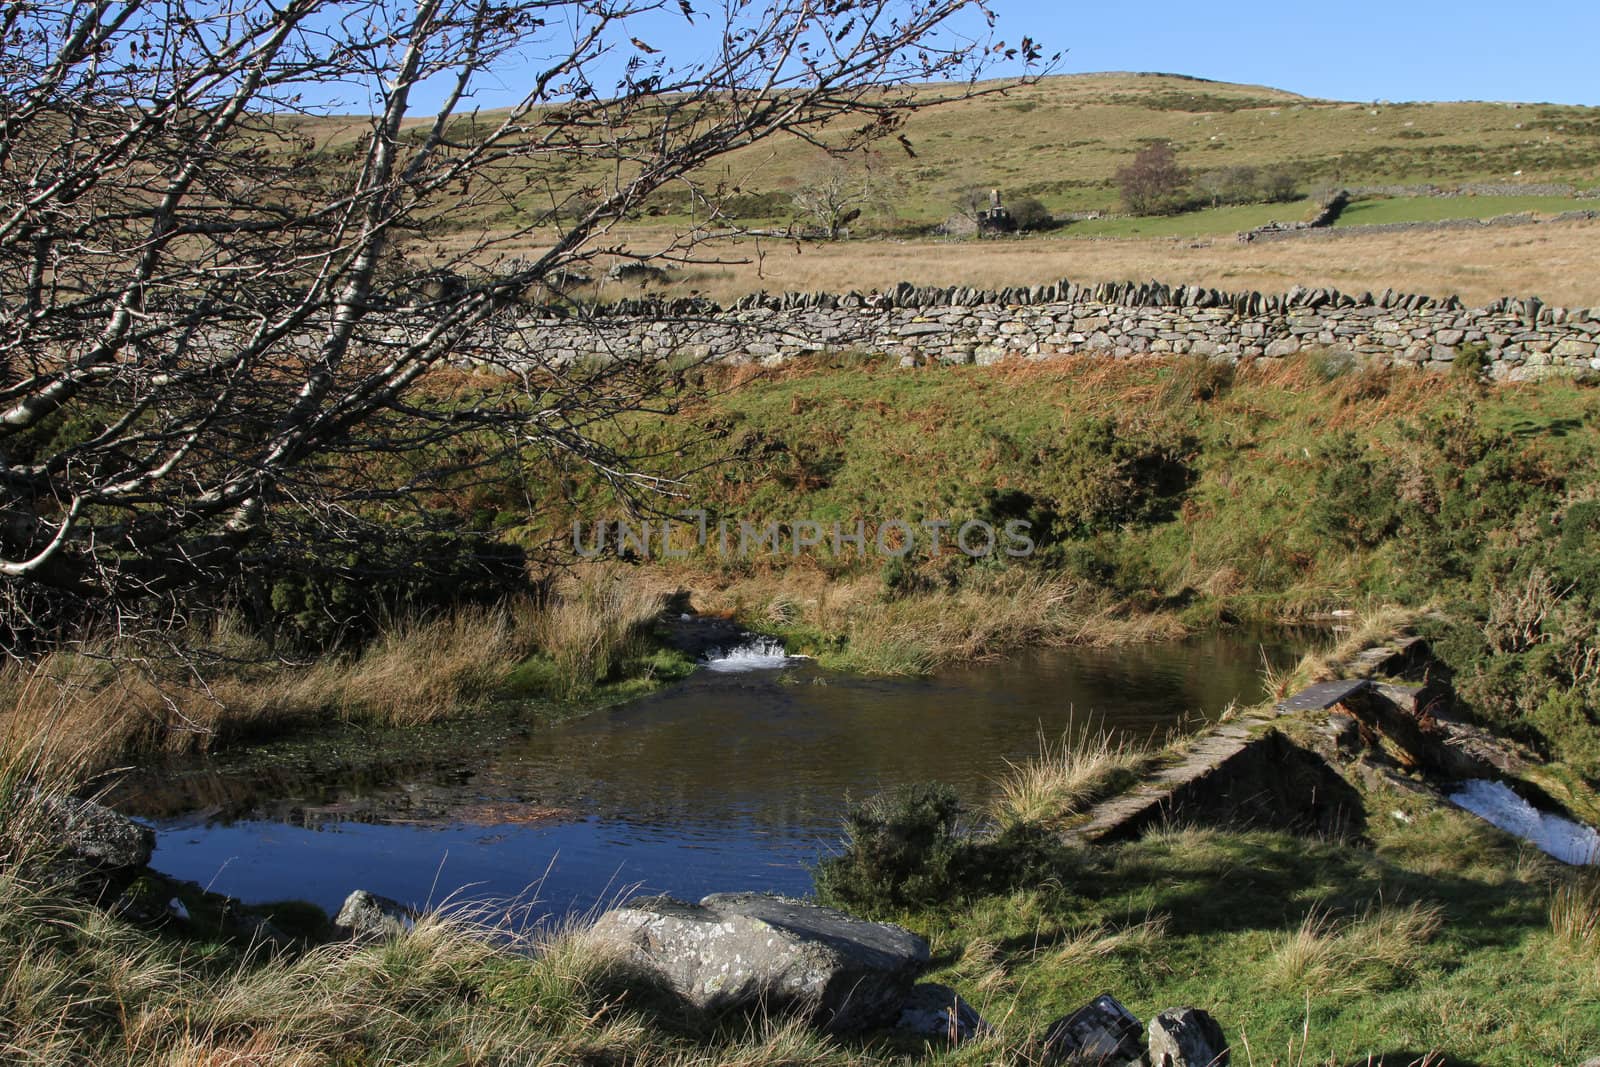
1453 341 1493 381
1307 433 1401 549
241 526 528 652
1009 196 1054 231
1048 417 1196 537
813 783 966 911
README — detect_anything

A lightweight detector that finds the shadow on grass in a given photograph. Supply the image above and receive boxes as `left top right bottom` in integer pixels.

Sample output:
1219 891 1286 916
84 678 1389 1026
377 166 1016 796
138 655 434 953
1068 827 1540 948
1342 1054 1487 1067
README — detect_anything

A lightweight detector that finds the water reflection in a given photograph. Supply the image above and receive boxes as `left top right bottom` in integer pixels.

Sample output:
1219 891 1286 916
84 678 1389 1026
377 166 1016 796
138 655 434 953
120 630 1305 918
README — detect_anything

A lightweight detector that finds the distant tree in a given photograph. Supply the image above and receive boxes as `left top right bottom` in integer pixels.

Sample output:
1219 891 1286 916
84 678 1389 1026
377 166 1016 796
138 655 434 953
792 156 898 239
953 185 996 223
1196 165 1261 207
1008 196 1054 231
1261 167 1300 203
1117 143 1189 215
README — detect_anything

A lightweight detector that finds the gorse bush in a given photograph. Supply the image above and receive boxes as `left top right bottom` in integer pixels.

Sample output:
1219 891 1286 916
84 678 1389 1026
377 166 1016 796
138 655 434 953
814 782 966 911
813 781 1067 914
1046 417 1196 538
243 525 529 652
1308 432 1402 549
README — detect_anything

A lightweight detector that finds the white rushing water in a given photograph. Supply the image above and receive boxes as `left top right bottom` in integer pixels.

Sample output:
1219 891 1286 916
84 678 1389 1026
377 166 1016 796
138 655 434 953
1448 779 1600 865
699 638 797 673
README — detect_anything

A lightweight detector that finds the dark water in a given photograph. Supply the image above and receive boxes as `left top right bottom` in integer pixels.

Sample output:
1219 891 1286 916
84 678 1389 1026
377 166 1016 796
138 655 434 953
116 631 1305 920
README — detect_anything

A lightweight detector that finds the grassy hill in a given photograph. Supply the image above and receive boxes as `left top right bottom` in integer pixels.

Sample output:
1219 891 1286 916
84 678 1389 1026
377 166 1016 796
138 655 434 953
292 72 1600 231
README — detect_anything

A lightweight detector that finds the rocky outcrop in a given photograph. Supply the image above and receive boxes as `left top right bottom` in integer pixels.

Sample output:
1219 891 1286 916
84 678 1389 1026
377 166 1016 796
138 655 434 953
15 791 156 899
585 892 929 1032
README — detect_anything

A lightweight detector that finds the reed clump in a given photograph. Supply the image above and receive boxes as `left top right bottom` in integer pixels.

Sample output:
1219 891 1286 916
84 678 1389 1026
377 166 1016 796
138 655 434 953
991 727 1154 829
0 567 674 777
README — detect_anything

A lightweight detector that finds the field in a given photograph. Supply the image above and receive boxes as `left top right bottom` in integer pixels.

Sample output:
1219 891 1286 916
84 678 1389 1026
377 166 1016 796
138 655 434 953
1333 194 1596 227
561 215 1600 307
301 71 1600 306
298 72 1600 226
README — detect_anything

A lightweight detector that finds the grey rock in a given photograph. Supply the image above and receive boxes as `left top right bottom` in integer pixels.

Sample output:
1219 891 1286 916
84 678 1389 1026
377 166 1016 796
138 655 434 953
1148 1007 1229 1066
29 792 155 872
895 983 988 1044
21 791 155 897
335 889 418 942
1042 993 1144 1065
586 892 929 1032
605 262 671 284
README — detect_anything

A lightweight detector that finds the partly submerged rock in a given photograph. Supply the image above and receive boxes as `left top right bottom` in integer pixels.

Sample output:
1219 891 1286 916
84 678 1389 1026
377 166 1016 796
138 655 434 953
12 790 155 900
1042 993 1145 1066
27 791 155 873
1148 1006 1229 1066
586 892 929 1032
895 982 989 1044
335 889 418 942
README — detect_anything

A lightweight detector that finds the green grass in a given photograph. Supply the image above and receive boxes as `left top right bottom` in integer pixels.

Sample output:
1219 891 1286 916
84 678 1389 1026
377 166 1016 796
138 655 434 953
1063 199 1313 237
292 73 1600 235
903 818 1600 1065
1334 194 1597 227
511 353 1600 772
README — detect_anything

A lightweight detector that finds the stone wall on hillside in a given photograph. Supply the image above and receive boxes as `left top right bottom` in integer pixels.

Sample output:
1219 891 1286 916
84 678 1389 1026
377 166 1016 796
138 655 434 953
1241 208 1598 244
1344 182 1600 199
490 280 1600 383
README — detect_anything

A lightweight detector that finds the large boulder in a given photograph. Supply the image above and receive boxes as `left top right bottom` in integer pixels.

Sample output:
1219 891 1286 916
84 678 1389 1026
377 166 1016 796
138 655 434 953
586 892 929 1032
1148 1007 1229 1066
1042 993 1145 1066
27 791 155 872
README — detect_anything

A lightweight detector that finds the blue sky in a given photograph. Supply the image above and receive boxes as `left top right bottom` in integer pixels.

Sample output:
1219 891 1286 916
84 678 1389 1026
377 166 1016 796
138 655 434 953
321 0 1597 114
1004 0 1598 106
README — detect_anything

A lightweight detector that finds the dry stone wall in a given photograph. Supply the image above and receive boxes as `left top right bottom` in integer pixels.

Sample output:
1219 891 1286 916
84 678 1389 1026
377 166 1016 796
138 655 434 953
500 280 1600 382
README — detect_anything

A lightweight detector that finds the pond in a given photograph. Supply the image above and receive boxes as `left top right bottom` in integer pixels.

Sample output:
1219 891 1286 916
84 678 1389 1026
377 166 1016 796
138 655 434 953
112 630 1306 922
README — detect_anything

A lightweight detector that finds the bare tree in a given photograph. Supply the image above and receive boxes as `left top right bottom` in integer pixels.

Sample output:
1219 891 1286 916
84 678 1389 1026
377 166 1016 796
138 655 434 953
1116 142 1189 216
791 153 897 238
0 0 1042 651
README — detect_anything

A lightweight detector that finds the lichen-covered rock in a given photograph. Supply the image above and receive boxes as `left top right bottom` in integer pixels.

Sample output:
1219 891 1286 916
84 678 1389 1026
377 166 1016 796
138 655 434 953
895 983 988 1044
1041 993 1144 1066
27 791 155 873
1148 1007 1229 1066
335 889 418 942
12 790 154 901
586 892 929 1032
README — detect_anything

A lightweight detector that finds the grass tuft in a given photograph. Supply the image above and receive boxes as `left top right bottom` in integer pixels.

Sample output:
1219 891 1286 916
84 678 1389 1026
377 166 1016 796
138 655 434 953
992 727 1153 829
1549 872 1600 955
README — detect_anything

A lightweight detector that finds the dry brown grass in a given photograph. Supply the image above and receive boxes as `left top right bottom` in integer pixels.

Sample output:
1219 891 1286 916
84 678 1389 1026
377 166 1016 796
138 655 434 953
0 605 536 778
1270 900 1446 996
626 218 1600 308
1549 872 1600 955
0 569 669 779
682 567 1185 675
992 727 1155 829
533 566 669 700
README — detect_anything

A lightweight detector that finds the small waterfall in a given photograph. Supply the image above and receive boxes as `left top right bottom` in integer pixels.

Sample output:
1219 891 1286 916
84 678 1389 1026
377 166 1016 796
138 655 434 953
699 638 795 673
1449 779 1600 865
